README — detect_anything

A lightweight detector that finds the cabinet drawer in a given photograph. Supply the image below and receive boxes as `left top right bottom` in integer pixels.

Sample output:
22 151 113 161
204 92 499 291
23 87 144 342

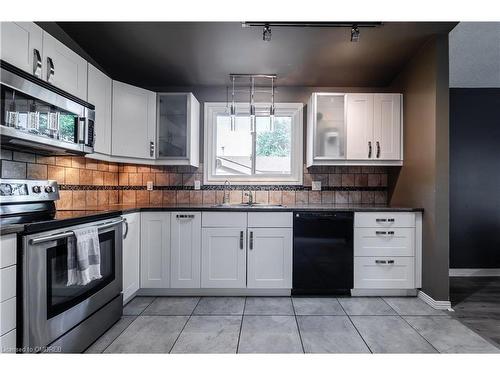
0 266 16 302
0 329 16 353
0 235 16 269
248 212 292 228
202 212 247 228
355 212 415 228
0 297 15 336
354 256 415 289
354 228 415 257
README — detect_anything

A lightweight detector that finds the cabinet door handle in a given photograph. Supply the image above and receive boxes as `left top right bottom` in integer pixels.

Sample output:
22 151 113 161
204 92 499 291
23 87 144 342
249 231 254 250
239 231 244 249
149 141 155 157
46 57 55 83
33 49 42 78
376 141 381 158
123 218 129 239
368 141 372 158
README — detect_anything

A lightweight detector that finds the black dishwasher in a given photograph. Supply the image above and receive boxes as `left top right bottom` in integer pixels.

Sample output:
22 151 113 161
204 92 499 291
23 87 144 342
293 211 354 295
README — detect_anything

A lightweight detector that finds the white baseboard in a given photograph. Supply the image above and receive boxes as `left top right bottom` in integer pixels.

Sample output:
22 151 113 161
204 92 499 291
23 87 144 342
449 268 500 277
351 289 417 297
418 290 453 311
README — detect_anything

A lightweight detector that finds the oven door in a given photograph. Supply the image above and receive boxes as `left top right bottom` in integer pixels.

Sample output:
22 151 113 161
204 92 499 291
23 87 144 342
22 218 123 349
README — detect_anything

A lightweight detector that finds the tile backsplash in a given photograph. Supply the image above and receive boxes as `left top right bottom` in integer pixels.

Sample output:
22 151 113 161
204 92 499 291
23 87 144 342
0 150 388 209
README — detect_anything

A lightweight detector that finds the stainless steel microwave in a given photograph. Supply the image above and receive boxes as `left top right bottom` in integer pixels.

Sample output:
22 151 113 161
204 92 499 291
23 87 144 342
0 60 95 155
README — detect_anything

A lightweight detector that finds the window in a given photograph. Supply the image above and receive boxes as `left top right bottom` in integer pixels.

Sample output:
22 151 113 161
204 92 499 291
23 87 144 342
204 102 303 184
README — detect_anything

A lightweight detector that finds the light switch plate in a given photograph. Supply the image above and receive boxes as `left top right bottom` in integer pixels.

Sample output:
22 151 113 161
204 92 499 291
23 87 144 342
146 181 154 191
312 181 322 191
194 180 201 190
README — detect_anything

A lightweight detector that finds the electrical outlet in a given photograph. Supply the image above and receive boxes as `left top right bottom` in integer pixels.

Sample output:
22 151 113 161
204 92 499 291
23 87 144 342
312 180 322 191
194 180 201 190
146 181 154 191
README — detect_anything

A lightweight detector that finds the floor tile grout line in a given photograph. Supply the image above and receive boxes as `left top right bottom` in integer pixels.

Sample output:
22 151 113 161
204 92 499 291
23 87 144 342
236 297 247 354
399 315 441 353
336 298 373 354
100 315 139 353
291 297 306 354
168 297 202 354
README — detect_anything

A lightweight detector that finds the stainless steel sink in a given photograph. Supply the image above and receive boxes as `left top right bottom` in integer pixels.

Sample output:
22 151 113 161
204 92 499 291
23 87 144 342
211 203 285 208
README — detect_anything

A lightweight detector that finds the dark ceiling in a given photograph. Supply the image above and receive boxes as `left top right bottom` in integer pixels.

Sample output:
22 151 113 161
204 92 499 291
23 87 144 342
57 22 456 89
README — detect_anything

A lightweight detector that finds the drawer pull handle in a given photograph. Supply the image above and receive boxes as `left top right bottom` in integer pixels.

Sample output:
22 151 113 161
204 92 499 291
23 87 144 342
375 231 387 235
376 218 395 223
387 260 395 264
176 214 195 219
376 231 395 235
375 260 387 264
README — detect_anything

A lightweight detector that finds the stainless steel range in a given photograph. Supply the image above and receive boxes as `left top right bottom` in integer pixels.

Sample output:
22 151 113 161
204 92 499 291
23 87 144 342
0 179 123 353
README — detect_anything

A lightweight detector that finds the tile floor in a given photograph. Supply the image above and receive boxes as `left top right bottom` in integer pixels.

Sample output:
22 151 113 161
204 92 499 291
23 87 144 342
85 296 500 354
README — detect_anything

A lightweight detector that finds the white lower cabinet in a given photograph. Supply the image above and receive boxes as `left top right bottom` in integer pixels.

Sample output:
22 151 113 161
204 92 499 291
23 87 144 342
140 212 171 288
201 227 247 288
122 213 140 303
171 212 202 288
247 228 292 289
0 234 17 353
354 257 415 289
353 212 422 292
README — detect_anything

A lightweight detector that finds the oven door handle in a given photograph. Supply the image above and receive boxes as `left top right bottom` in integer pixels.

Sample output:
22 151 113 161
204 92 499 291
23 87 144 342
29 218 125 245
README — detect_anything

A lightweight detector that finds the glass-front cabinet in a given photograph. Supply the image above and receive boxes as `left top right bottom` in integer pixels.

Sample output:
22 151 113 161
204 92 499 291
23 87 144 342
156 93 200 167
307 93 346 166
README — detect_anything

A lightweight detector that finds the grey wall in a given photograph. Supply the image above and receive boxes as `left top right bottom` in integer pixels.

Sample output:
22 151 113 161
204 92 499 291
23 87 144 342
449 22 500 88
388 35 450 302
449 22 500 269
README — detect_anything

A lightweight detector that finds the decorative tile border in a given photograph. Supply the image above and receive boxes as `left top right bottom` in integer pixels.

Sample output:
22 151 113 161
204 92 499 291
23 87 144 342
58 184 387 192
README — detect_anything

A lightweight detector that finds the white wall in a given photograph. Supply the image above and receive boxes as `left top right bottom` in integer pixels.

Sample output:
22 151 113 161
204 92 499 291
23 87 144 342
449 22 500 88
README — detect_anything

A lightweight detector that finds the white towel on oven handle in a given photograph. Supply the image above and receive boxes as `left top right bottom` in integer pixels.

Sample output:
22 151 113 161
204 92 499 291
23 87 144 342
67 226 102 286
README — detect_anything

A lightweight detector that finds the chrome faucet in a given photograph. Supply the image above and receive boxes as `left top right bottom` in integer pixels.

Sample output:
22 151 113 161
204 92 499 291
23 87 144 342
222 180 230 205
244 190 254 205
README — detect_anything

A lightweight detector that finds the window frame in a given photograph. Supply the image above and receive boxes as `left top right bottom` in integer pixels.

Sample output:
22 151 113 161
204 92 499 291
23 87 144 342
204 102 303 185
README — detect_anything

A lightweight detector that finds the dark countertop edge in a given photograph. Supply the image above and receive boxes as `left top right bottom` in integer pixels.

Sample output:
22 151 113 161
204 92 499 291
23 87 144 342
1 205 424 236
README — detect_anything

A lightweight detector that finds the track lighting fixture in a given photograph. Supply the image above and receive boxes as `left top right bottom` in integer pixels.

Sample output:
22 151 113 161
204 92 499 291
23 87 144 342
351 25 360 42
230 76 236 131
263 24 272 42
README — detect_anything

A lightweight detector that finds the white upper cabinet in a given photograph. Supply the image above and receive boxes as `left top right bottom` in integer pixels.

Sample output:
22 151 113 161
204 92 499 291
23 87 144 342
346 94 375 160
307 93 346 166
170 212 202 288
122 213 140 303
87 64 112 155
0 22 43 77
156 93 200 167
140 212 171 288
41 31 88 100
373 94 402 160
308 92 402 165
112 80 157 159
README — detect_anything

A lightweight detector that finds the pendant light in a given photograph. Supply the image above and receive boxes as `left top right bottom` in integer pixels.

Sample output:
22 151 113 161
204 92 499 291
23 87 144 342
269 76 275 131
250 76 256 133
230 76 236 131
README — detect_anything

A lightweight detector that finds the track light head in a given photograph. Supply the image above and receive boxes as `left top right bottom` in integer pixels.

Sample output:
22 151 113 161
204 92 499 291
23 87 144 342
351 25 360 42
263 24 272 42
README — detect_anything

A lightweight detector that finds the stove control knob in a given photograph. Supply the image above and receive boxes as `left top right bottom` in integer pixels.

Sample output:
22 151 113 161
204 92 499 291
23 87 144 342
32 186 42 194
44 186 54 193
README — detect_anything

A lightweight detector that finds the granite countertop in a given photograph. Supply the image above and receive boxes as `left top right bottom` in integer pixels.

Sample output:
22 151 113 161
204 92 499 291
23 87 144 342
1 203 423 235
